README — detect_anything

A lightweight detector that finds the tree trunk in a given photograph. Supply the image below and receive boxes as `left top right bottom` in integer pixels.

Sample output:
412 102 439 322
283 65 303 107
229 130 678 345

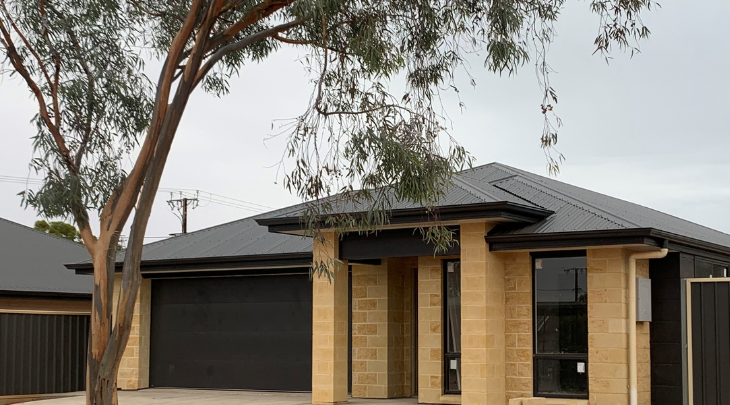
87 233 119 405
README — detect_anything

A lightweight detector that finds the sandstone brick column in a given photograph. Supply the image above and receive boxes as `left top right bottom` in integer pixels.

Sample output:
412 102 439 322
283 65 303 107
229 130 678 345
112 275 151 390
587 248 630 405
312 232 349 404
351 263 389 398
417 256 445 404
503 252 533 401
460 222 506 405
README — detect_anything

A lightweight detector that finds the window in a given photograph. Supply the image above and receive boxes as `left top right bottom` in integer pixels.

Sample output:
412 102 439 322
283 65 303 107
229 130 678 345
695 259 729 278
443 260 461 394
533 252 588 398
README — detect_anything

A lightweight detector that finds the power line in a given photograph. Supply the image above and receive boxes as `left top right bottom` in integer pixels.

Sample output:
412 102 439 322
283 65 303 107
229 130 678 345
0 175 44 185
0 175 272 212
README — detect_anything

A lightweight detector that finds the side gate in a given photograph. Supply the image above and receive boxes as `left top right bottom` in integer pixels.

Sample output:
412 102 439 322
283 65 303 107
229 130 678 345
685 279 730 405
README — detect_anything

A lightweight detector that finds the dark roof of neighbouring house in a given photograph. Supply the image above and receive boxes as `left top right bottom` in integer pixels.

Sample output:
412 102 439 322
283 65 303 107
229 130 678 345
68 162 730 270
0 217 91 295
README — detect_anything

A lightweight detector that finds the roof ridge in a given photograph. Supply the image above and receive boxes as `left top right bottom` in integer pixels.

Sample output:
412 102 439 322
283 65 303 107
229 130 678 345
492 163 645 228
0 217 87 250
493 177 630 229
452 173 502 203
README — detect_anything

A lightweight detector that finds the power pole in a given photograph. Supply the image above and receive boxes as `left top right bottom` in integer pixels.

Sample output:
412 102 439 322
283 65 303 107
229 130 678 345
167 193 198 234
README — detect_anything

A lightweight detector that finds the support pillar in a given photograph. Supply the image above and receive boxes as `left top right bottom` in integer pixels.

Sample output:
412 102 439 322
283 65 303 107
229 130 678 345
312 232 349 404
460 222 506 405
113 275 151 390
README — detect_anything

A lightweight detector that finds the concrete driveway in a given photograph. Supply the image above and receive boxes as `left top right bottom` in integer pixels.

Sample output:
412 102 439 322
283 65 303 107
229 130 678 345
33 389 419 405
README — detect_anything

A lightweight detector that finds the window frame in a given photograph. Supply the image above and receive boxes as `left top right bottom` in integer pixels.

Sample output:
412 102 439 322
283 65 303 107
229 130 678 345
531 250 589 399
442 259 461 395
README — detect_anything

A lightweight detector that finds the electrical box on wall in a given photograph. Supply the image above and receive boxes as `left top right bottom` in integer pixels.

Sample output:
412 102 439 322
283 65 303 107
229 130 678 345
636 277 652 322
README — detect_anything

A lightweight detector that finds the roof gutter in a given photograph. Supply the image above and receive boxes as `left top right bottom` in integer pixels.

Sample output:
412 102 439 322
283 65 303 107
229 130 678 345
256 202 554 233
486 228 730 260
67 252 313 274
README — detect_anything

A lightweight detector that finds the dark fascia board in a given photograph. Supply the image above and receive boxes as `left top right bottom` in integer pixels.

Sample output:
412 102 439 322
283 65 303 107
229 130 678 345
255 202 554 233
0 290 92 299
68 252 313 275
486 228 730 261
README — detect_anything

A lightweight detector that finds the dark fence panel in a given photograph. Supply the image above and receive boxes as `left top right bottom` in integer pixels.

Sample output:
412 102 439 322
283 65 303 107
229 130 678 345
691 281 730 405
0 313 89 396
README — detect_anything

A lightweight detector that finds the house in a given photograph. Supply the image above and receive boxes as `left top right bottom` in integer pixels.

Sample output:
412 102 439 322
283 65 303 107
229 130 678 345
67 162 730 405
0 218 92 398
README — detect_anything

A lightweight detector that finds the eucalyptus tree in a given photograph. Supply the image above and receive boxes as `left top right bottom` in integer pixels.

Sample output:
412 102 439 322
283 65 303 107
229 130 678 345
0 0 655 404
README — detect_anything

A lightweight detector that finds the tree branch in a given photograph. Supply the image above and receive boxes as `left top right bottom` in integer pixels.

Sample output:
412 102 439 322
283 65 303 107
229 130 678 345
194 18 303 88
204 0 295 54
0 15 76 175
39 0 62 130
67 30 95 168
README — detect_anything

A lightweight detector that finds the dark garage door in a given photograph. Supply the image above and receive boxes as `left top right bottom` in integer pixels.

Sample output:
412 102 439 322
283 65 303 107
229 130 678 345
149 273 312 391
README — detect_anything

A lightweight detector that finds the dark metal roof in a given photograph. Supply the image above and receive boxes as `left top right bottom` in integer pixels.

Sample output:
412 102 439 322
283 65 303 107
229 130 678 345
67 203 314 270
480 163 730 248
70 162 730 270
0 217 91 295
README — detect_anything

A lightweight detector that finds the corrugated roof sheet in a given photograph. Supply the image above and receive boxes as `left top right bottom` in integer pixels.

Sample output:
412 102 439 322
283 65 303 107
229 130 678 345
0 217 91 294
124 203 313 263
90 162 730 266
483 163 730 247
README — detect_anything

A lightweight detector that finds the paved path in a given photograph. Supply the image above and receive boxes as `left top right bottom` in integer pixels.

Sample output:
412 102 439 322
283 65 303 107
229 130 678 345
33 389 418 405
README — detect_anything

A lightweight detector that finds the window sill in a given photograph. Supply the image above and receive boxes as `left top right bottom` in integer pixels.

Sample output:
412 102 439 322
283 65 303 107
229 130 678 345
545 399 589 405
438 394 462 404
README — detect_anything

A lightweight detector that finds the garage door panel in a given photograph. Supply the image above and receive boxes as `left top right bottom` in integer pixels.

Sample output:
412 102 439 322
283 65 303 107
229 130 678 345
150 274 312 392
159 358 312 391
156 302 310 333
165 330 312 361
153 276 311 305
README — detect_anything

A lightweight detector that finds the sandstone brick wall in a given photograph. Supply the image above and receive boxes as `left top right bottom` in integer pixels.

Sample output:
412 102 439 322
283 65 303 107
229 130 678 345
417 255 447 404
503 252 533 402
113 275 151 390
387 258 415 398
460 222 506 405
351 263 390 398
351 258 414 399
312 232 349 404
587 248 647 405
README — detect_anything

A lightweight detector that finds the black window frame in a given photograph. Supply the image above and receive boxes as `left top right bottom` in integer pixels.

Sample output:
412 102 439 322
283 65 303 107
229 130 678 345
443 259 461 395
531 250 589 399
694 257 730 278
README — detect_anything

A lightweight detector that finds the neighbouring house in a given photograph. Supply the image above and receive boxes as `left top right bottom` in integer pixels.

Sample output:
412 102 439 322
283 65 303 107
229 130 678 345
0 218 92 398
67 162 730 405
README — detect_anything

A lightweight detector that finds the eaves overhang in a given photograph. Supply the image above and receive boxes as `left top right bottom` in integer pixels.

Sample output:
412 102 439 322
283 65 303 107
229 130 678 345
255 202 554 234
66 252 313 275
485 228 730 262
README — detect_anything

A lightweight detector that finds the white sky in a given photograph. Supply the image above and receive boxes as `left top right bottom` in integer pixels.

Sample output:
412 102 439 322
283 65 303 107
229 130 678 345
1 1 729 246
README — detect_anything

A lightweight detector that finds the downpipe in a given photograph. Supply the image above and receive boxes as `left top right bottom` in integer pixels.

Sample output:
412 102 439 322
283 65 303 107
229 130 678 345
628 248 668 405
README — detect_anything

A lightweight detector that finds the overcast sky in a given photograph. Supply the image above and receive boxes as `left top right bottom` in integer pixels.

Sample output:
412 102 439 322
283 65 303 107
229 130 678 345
1 1 729 246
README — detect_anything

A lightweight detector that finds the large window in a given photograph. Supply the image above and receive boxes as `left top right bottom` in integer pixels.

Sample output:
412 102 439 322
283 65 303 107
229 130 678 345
443 260 461 394
533 252 588 398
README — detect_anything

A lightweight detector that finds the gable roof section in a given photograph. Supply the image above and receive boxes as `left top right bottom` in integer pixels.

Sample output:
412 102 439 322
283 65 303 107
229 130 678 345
479 163 730 248
0 217 91 295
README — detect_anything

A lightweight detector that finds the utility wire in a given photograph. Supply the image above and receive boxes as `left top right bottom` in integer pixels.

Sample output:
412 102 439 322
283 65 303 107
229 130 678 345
0 175 272 213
